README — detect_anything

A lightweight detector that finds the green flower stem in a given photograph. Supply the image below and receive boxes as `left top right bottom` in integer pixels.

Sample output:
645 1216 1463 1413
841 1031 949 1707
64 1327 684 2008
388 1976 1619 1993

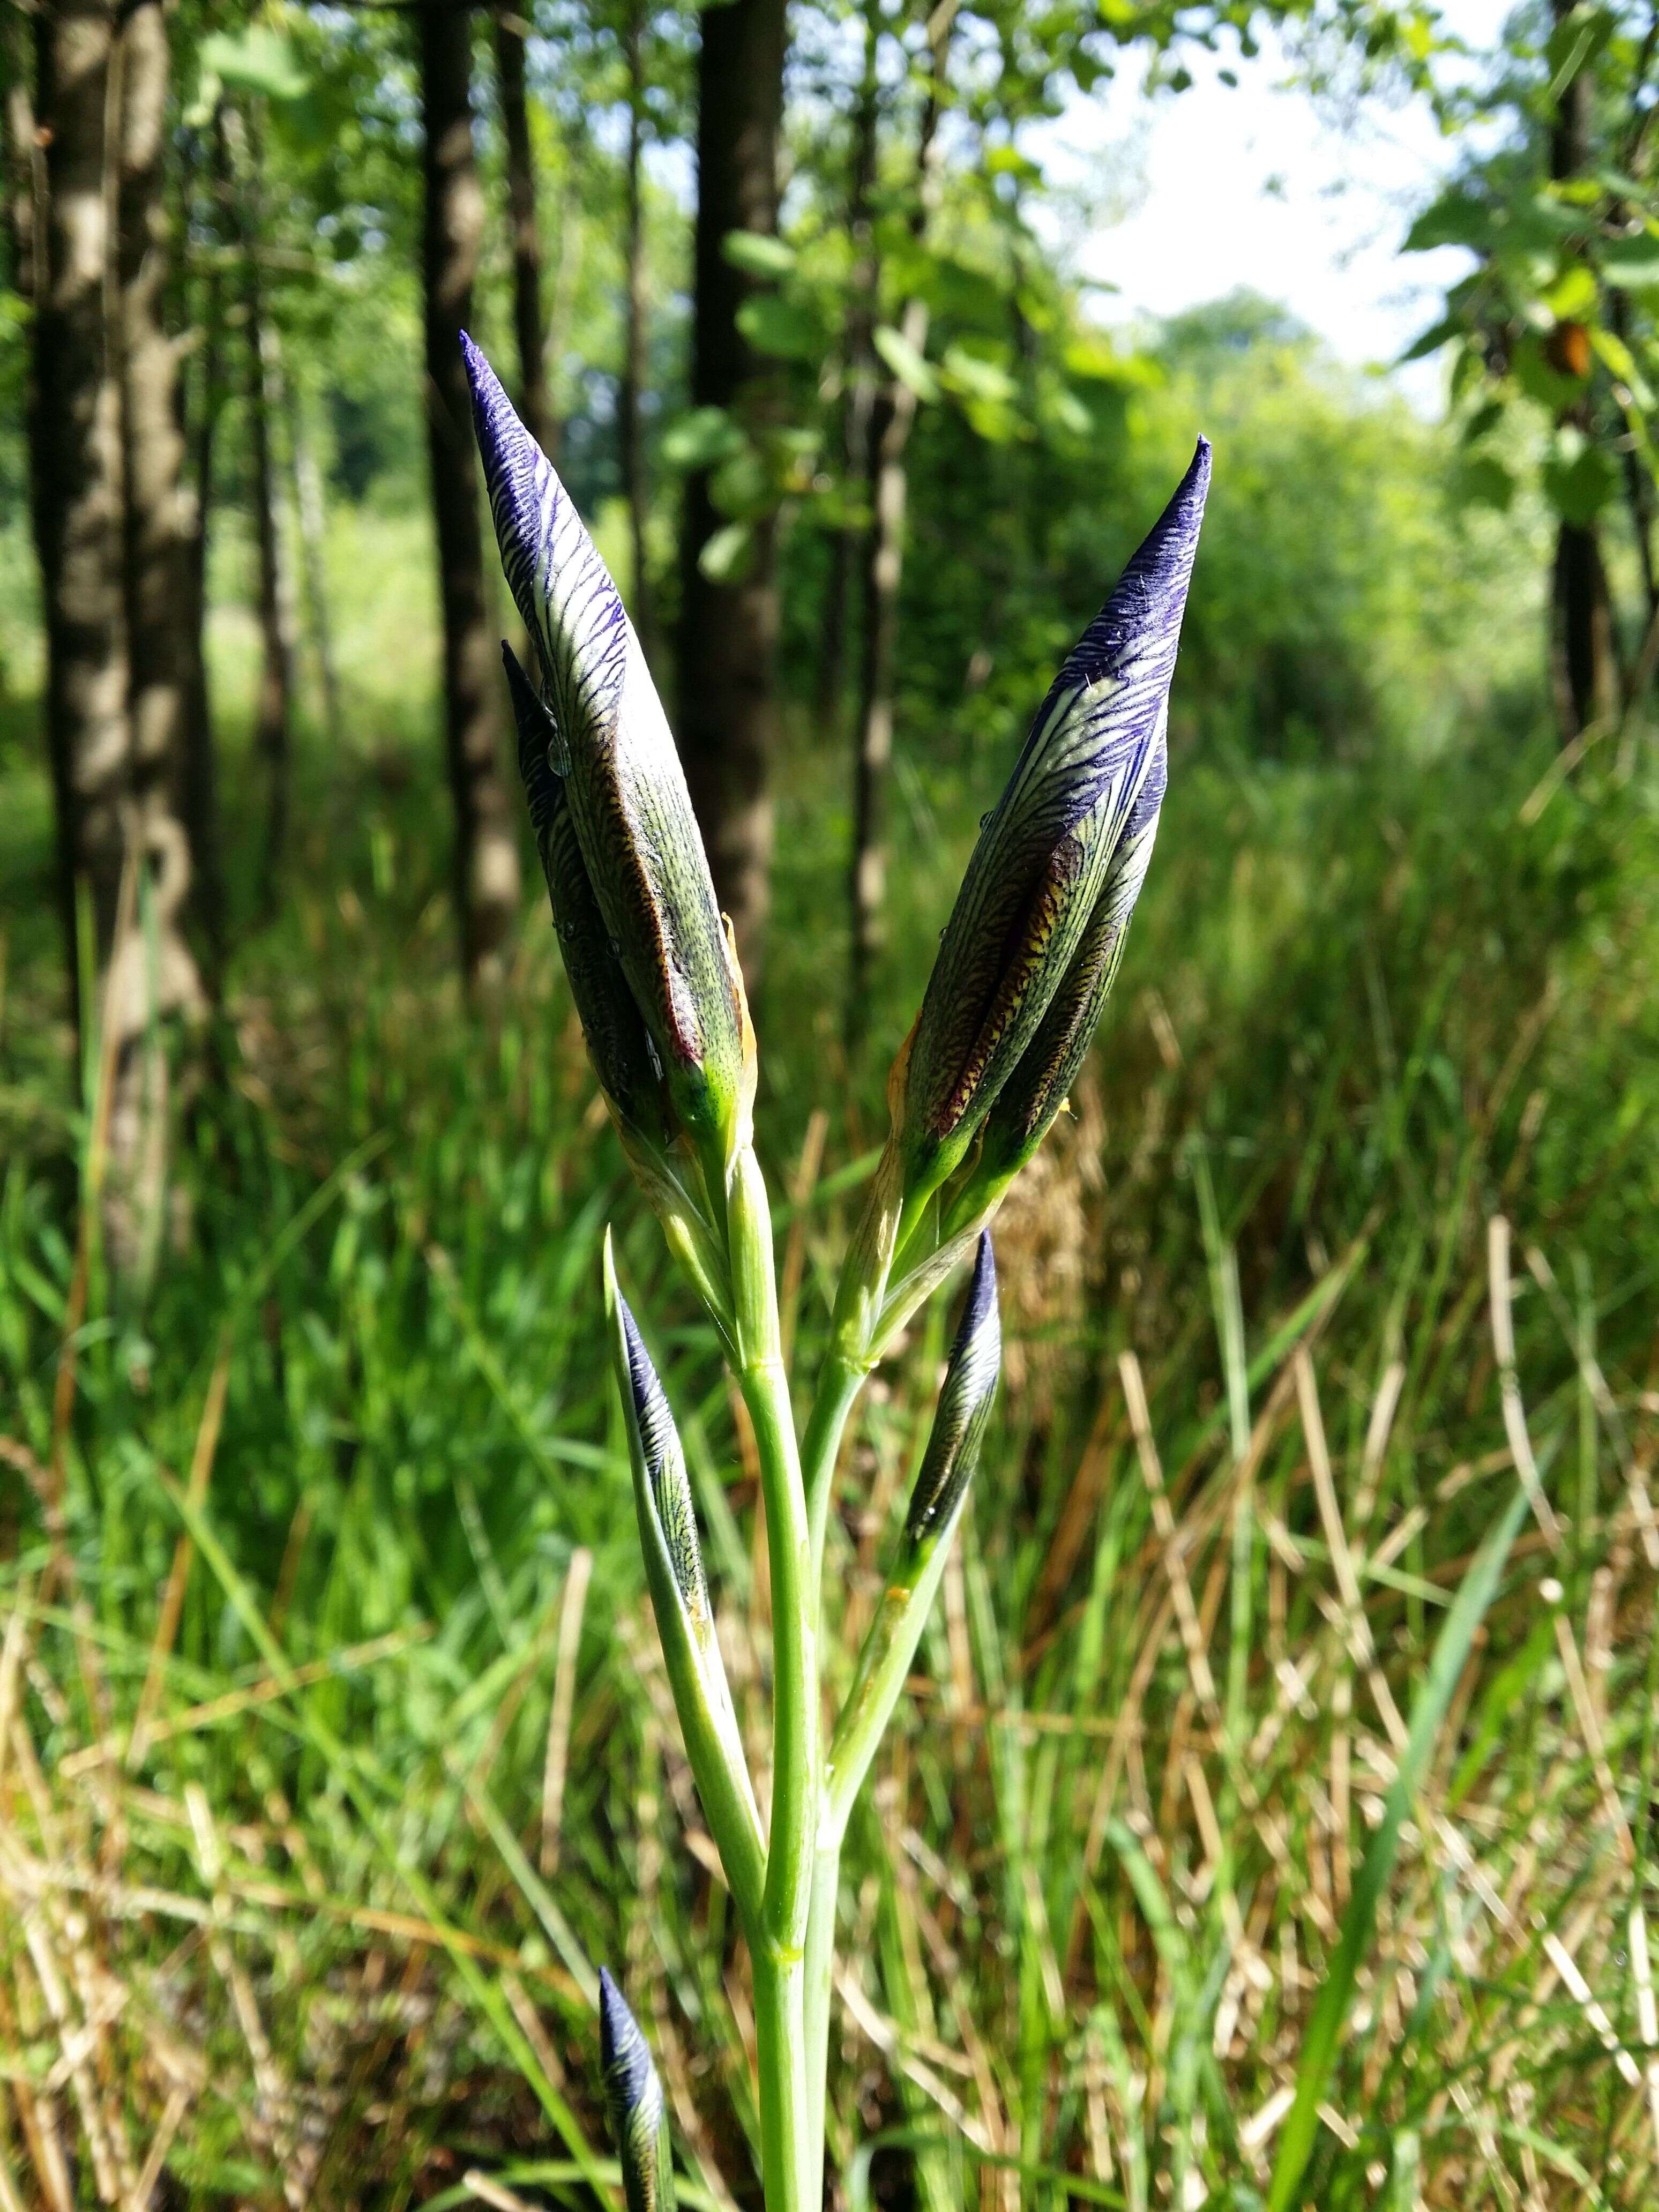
802 1348 869 1590
802 1835 841 2203
754 1949 811 2212
802 1527 964 2203
824 1535 958 1843
726 1144 817 1954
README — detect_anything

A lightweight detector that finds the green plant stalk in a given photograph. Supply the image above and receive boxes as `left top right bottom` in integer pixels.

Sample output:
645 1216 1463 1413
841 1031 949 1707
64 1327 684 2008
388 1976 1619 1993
802 1348 868 1587
723 1138 824 2212
802 1515 966 2198
754 1947 812 2212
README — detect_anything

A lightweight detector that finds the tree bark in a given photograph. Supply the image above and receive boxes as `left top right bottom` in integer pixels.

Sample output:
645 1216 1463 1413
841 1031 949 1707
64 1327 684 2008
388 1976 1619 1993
619 0 656 670
182 110 229 977
420 0 522 988
814 10 880 741
223 103 298 909
31 0 132 1028
1548 0 1617 742
1 0 40 303
288 379 343 750
847 0 954 1033
492 1 554 456
677 0 787 982
116 0 206 1033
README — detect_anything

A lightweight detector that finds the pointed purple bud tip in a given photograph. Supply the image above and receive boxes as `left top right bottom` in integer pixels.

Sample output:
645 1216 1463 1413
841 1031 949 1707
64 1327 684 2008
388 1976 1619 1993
598 1967 667 2208
960 1232 998 1356
1060 435 1209 698
599 1968 651 2104
615 1290 673 1474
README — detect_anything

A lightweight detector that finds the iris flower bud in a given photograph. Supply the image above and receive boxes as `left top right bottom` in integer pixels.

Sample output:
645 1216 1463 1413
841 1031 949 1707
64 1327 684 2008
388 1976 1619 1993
464 335 752 1176
598 1968 675 2212
901 1232 1000 1558
897 440 1208 1209
504 642 675 1152
945 747 1165 1230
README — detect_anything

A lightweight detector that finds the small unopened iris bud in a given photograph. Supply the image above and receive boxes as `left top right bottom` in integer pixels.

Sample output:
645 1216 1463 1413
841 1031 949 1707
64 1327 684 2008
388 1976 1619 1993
603 1234 765 1917
464 334 752 1174
598 1968 675 2212
898 440 1208 1208
612 1278 712 1634
504 642 675 1153
903 1234 1000 1555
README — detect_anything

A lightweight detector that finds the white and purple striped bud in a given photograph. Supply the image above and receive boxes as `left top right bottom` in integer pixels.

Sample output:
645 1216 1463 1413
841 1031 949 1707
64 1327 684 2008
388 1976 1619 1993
896 442 1207 1210
504 642 676 1153
901 1233 1000 1559
598 1968 675 2212
464 335 753 1178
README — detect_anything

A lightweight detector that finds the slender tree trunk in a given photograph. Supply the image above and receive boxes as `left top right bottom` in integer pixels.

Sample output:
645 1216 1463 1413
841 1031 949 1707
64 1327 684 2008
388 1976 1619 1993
224 103 298 907
109 0 208 1274
677 0 787 981
420 0 522 988
847 0 954 1031
815 11 880 740
2 0 40 303
1549 0 1617 742
182 114 228 976
492 1 554 455
32 0 132 1033
115 0 205 1024
619 0 656 669
288 380 343 749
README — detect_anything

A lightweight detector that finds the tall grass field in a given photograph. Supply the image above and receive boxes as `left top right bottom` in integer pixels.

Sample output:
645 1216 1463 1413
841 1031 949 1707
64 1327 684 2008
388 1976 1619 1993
2 493 1658 2208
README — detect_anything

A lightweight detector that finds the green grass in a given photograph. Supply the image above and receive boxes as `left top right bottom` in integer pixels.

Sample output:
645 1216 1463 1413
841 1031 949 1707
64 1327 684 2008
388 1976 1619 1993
2 538 1658 2207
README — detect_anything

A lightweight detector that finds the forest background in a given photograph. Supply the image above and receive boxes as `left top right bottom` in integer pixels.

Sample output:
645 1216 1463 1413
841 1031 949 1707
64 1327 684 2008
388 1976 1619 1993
3 0 1659 2204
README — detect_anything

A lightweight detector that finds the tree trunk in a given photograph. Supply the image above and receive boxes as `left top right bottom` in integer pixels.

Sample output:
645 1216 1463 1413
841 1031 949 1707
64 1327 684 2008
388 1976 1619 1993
847 0 953 1032
1551 523 1619 735
420 0 522 988
677 0 787 982
1 0 40 302
288 380 343 750
492 1 554 456
116 0 206 1032
224 103 298 909
1548 0 1617 743
814 11 881 741
32 0 132 1030
619 0 656 670
182 114 229 977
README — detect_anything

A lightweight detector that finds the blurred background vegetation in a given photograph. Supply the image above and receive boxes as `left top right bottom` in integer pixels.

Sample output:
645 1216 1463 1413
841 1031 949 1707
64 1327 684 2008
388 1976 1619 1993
3 0 1659 2206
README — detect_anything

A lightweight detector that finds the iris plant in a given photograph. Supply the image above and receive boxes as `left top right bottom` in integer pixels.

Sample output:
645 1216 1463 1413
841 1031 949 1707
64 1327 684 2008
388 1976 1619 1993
464 331 1208 2209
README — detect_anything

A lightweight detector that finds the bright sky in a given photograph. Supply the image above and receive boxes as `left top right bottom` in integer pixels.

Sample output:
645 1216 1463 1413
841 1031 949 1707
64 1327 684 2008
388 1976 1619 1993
1042 0 1512 405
